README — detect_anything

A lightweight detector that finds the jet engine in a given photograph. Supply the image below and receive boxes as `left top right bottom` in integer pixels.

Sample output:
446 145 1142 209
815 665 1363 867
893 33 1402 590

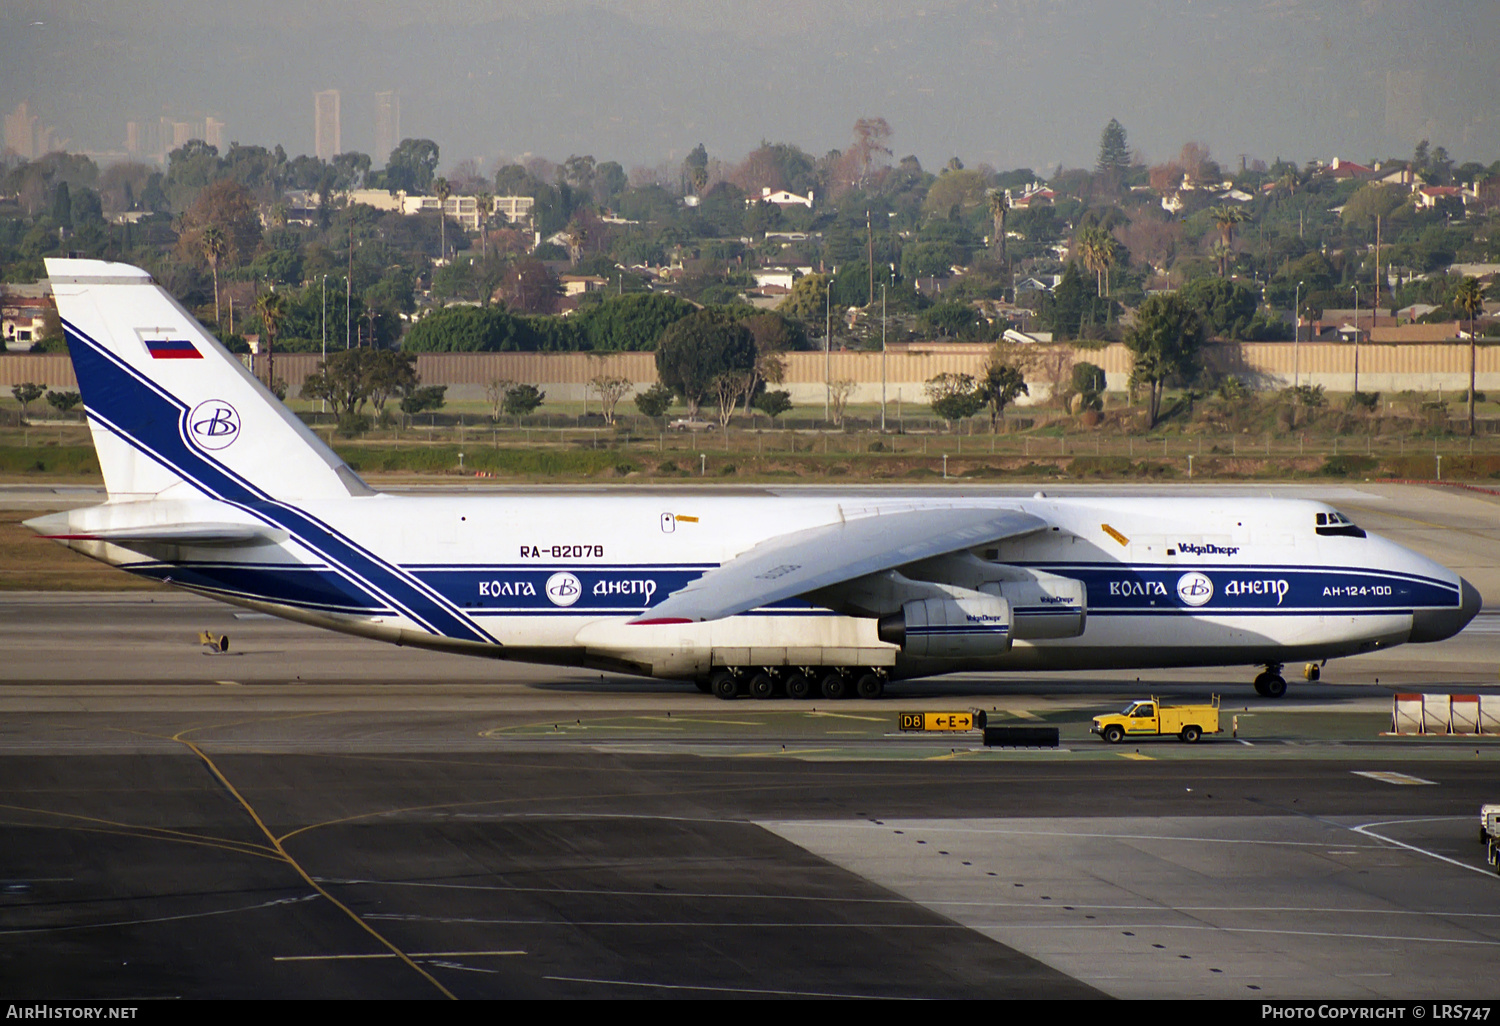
980 573 1087 640
877 593 1012 658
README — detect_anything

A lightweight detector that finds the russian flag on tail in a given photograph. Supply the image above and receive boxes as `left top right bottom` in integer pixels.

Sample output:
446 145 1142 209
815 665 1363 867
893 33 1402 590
145 339 202 359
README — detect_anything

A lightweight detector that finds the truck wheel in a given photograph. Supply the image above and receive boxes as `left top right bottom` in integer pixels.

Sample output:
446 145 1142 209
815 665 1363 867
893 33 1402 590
1180 725 1202 743
854 672 884 700
749 672 776 700
785 673 813 700
1103 724 1124 744
711 671 740 701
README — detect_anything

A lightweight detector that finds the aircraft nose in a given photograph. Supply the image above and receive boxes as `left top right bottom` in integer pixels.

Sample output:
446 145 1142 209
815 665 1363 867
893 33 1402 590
1410 577 1482 643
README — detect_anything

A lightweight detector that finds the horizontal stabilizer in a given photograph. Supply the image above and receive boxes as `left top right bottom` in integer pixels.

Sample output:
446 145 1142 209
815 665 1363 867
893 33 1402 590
24 512 282 548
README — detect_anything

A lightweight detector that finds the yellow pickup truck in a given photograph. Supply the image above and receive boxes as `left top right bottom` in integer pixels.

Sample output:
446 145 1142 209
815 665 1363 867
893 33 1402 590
1091 696 1221 744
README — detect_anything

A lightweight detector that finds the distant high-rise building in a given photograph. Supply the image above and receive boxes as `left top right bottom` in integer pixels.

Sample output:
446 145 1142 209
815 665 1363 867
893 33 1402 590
374 91 400 164
205 117 226 150
4 102 67 159
314 89 341 161
4 102 39 159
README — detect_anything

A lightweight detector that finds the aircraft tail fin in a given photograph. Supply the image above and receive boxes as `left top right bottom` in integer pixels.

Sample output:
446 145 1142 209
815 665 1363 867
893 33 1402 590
45 258 371 503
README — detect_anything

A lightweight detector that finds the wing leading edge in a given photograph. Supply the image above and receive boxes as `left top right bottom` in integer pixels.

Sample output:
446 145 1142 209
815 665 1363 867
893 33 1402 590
633 506 1048 624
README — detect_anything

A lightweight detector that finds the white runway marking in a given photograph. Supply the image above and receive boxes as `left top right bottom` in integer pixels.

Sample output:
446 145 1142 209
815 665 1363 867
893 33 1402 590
274 949 525 961
1352 770 1438 785
542 975 910 999
0 893 316 935
1350 817 1500 879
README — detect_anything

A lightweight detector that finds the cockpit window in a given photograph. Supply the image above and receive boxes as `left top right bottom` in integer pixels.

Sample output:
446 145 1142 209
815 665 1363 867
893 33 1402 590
1316 510 1366 538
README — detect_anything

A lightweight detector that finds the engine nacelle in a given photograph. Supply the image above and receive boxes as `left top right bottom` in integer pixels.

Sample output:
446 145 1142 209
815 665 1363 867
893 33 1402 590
981 572 1087 640
877 594 1012 659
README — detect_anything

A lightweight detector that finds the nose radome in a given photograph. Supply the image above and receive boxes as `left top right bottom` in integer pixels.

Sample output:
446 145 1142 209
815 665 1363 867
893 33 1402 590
1410 577 1482 644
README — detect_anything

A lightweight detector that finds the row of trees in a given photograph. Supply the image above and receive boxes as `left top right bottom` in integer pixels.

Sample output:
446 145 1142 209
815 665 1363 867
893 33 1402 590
9 382 81 422
4 122 1497 364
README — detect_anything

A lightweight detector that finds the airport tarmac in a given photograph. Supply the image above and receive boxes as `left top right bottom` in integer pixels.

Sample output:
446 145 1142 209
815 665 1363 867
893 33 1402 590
2 481 1499 1000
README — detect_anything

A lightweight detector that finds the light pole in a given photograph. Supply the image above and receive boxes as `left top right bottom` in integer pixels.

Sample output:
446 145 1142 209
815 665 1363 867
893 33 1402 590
824 277 832 422
1352 281 1360 395
880 282 888 433
1293 280 1303 388
320 274 328 413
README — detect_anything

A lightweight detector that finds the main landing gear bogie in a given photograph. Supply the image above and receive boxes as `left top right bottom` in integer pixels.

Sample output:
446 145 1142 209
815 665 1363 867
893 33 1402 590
701 666 888 701
1253 663 1288 699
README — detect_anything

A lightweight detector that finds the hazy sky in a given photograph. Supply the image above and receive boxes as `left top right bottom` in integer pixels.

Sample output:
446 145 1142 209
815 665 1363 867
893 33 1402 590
3 0 1496 175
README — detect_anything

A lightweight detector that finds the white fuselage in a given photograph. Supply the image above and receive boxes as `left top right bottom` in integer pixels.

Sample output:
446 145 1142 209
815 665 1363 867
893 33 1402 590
60 490 1471 682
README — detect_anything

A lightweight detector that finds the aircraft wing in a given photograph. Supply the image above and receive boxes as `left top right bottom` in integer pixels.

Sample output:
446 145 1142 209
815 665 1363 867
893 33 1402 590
634 506 1048 624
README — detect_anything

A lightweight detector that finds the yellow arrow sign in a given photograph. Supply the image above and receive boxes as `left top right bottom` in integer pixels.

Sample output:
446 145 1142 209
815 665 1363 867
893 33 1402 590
900 712 975 732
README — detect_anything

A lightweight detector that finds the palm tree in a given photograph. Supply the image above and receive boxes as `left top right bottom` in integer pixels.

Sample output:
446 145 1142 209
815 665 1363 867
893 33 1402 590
474 190 492 261
1210 239 1233 279
434 177 451 263
1076 225 1113 297
1274 166 1300 205
987 189 1009 266
1096 230 1117 299
255 290 286 395
200 225 226 326
1209 204 1249 276
566 220 587 267
1453 276 1486 436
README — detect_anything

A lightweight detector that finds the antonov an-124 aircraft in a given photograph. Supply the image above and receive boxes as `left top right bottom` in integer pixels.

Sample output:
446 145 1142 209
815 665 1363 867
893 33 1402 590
27 259 1481 700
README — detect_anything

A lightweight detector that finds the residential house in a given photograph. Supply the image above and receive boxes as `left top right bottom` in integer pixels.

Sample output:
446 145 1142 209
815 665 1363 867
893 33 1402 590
1014 275 1060 295
750 187 814 209
1 284 53 350
1413 185 1467 211
752 268 798 291
1007 183 1055 209
1322 157 1377 180
559 275 609 297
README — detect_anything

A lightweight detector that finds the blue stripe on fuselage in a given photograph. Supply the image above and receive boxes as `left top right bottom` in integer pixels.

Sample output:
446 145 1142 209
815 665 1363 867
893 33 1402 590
1020 562 1458 614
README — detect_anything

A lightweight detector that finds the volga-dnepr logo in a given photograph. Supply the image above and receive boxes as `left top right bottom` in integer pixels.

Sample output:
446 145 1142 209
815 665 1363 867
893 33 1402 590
545 571 583 607
187 400 240 451
1176 571 1214 607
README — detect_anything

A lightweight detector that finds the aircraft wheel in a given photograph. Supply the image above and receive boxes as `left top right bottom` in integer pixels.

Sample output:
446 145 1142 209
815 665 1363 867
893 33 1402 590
820 671 849 700
1180 725 1202 743
855 672 884 700
1262 674 1287 698
1102 724 1124 744
711 670 740 701
786 673 814 700
749 672 776 700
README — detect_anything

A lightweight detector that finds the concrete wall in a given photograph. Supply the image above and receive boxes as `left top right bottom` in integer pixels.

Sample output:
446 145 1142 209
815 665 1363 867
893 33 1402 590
5 343 1499 404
